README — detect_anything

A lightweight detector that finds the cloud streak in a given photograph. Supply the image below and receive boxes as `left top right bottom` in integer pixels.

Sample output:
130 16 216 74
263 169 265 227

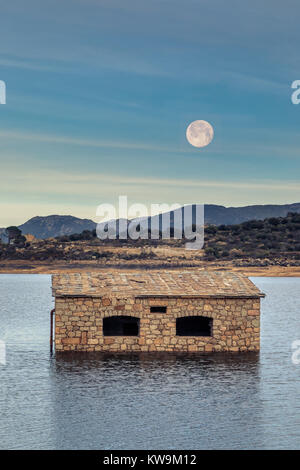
1 166 300 193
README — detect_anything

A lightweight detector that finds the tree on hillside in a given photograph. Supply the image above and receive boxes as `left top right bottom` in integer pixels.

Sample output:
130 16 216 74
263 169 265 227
5 226 26 246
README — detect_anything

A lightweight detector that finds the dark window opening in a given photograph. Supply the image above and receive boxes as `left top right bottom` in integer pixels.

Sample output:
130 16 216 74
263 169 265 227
103 316 140 336
176 316 212 336
150 306 167 313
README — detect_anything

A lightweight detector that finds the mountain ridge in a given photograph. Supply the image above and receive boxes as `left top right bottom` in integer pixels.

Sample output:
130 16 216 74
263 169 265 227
1 202 300 239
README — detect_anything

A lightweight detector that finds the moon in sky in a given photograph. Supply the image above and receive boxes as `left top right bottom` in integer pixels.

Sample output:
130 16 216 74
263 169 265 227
186 120 214 148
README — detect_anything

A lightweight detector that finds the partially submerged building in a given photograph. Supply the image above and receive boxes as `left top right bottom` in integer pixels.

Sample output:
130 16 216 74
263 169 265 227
51 271 265 353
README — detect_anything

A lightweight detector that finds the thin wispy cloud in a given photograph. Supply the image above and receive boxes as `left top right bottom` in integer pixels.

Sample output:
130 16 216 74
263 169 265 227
1 166 300 193
0 129 187 153
0 57 60 72
1 128 299 160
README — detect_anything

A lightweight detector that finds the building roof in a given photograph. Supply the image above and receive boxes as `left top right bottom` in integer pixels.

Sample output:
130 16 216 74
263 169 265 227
52 270 265 299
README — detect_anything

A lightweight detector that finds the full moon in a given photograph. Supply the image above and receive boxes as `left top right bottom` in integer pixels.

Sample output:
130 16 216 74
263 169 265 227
186 120 214 148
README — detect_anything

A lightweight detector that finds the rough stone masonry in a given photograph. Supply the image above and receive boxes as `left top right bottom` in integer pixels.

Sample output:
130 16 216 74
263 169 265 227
52 270 265 353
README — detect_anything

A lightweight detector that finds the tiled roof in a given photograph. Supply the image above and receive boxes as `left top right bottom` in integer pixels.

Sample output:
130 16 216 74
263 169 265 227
52 271 264 299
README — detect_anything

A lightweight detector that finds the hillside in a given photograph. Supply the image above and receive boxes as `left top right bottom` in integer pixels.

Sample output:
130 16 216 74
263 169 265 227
18 215 96 239
204 202 300 225
203 213 300 262
1 202 300 240
1 213 300 269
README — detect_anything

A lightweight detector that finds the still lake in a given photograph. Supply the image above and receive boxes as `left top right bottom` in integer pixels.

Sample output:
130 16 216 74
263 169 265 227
0 274 299 449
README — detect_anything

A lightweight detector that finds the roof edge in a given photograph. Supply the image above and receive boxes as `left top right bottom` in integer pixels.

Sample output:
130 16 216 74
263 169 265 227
135 294 265 299
53 293 265 299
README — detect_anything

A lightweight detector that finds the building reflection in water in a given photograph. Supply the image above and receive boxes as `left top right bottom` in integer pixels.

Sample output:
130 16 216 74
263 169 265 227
50 352 262 450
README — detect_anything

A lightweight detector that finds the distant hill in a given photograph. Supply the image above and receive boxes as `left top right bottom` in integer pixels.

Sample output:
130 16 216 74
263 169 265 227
18 215 96 239
138 202 300 234
1 203 300 240
204 203 300 225
2 213 300 268
101 203 300 237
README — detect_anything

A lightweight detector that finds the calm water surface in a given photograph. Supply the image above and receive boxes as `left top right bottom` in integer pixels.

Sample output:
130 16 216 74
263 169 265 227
0 275 299 449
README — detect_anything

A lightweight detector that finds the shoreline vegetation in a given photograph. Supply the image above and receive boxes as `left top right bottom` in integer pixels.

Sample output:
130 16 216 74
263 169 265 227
1 212 300 276
0 260 300 277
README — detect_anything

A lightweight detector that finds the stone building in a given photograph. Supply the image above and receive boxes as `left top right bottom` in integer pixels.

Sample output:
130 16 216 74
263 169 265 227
52 271 265 353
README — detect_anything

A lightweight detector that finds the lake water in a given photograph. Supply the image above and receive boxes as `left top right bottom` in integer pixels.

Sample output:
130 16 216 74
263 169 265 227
0 275 299 450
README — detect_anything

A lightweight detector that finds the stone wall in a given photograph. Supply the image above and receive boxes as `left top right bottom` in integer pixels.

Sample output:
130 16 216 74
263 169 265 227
54 295 261 352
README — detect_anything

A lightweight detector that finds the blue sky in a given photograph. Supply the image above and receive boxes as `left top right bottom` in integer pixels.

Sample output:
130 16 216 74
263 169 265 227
0 0 300 226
